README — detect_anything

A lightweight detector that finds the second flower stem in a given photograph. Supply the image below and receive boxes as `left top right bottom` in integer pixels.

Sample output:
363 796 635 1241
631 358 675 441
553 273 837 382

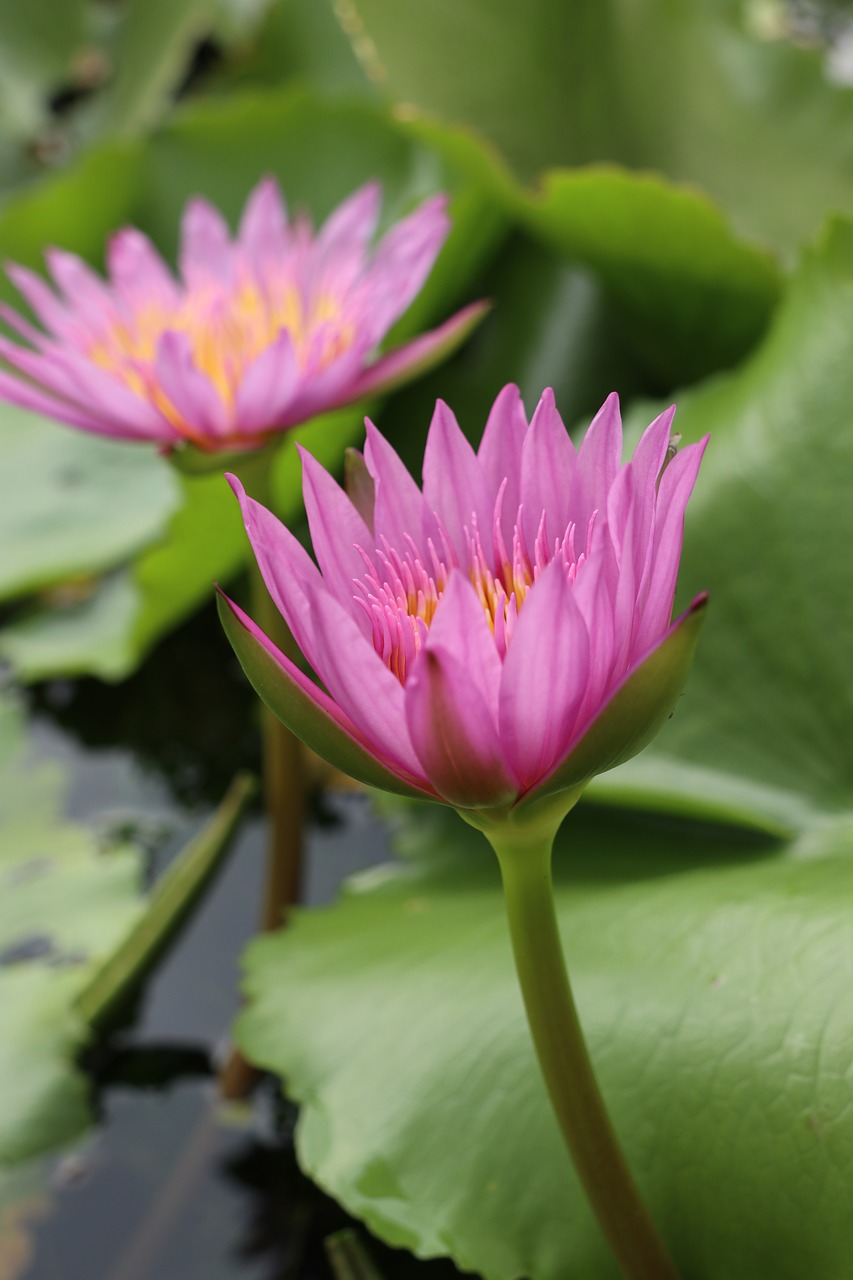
490 825 680 1280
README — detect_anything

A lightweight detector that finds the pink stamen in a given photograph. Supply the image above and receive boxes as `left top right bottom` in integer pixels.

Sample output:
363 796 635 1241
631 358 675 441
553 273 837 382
354 491 591 684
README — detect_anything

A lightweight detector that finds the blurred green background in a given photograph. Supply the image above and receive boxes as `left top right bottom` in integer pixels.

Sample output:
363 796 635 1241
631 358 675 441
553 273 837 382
4 4 853 1279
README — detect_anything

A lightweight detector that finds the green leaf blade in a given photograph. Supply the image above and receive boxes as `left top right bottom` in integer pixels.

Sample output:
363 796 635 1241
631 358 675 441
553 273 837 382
237 805 853 1280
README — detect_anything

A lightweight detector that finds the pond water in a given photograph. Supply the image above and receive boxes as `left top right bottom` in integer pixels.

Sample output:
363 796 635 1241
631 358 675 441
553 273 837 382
17 602 461 1280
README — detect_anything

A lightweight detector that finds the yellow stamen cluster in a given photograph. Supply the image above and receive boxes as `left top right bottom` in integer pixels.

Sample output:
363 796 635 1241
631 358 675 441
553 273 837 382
89 277 355 436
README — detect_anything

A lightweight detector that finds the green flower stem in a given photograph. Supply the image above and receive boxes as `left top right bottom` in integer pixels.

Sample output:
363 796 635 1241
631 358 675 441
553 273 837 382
489 821 680 1280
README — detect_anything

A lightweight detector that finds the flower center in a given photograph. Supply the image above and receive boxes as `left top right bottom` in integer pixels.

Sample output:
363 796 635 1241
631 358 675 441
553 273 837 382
355 492 593 684
88 275 356 439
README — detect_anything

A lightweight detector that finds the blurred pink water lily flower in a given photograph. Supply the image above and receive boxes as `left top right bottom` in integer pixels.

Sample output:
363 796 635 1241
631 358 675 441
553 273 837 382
0 178 484 453
219 386 708 818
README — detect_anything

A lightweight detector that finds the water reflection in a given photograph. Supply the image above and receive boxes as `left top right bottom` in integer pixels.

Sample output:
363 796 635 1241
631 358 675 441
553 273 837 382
18 601 458 1280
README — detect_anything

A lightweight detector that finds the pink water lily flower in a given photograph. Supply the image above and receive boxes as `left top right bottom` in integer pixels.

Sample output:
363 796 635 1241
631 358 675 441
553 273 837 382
219 386 708 817
0 178 484 453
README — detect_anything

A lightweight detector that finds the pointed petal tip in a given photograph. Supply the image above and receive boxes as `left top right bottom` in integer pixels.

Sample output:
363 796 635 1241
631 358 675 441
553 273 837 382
106 226 132 250
415 190 450 222
656 403 678 431
463 297 493 321
294 440 322 476
183 193 216 219
356 177 383 205
224 471 246 502
254 173 280 196
43 246 69 271
492 381 524 410
363 416 383 446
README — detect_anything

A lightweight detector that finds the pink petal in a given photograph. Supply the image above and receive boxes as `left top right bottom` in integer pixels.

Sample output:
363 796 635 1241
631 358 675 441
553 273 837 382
313 181 381 292
422 400 492 561
106 227 179 309
427 573 505 725
358 193 450 341
0 300 51 346
363 419 430 553
605 465 642 672
519 387 576 551
6 263 71 338
298 444 374 614
634 436 709 654
498 560 591 791
631 404 676 490
232 330 300 438
282 343 365 425
306 587 424 780
0 336 174 441
179 196 234 287
154 331 230 443
227 472 328 661
571 552 617 725
477 384 530 544
521 594 708 808
219 590 433 798
55 348 175 439
0 369 148 440
45 248 116 325
621 406 678 622
318 181 381 252
341 301 490 405
238 176 288 263
569 391 623 535
405 645 518 808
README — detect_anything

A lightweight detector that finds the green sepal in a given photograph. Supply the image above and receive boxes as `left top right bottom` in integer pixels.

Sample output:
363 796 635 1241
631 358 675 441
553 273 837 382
216 590 432 800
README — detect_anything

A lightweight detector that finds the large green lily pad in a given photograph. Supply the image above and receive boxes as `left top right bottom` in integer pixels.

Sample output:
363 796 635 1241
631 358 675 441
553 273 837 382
234 218 853 1276
239 803 853 1280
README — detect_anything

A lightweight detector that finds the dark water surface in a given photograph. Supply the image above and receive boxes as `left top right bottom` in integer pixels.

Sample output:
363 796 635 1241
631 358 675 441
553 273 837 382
18 603 460 1280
